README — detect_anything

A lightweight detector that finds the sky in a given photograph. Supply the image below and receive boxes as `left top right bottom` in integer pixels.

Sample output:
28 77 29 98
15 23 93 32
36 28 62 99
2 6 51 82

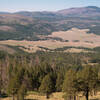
0 0 100 12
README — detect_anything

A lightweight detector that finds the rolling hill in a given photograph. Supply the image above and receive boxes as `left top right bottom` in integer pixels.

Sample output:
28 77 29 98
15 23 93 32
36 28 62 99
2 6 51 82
58 6 100 17
0 6 100 41
0 6 100 53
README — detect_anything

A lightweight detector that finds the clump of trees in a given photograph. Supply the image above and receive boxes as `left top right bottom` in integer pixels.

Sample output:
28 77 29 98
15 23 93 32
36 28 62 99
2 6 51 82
7 67 28 100
63 70 78 100
63 66 100 100
39 74 54 98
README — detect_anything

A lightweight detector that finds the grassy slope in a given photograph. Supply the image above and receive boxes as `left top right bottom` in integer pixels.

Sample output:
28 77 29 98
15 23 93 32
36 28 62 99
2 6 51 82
0 44 28 55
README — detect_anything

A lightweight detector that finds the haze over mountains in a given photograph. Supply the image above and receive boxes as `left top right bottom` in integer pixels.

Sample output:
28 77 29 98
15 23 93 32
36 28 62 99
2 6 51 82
58 6 100 16
1 6 100 17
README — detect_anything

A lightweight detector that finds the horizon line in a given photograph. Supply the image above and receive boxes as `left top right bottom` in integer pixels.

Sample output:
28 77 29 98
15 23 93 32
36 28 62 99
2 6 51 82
0 5 99 13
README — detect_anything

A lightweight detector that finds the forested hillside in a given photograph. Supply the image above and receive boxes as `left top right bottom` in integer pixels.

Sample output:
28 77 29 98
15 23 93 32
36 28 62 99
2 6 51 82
0 6 100 40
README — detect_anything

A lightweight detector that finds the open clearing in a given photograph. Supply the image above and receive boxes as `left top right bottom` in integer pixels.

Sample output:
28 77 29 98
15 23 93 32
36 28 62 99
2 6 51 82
48 28 100 43
0 44 16 54
0 40 97 53
0 28 100 53
1 92 100 100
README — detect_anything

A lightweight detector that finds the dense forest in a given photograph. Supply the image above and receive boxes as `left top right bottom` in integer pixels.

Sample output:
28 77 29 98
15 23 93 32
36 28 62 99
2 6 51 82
0 50 100 100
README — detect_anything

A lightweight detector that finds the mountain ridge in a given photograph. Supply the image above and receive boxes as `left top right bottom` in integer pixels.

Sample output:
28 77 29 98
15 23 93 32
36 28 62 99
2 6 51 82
0 6 99 13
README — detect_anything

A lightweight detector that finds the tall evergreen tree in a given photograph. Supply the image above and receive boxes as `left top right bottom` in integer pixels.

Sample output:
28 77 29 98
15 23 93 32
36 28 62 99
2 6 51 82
77 66 99 100
56 72 64 92
17 84 27 100
39 74 54 99
7 75 20 100
63 70 78 100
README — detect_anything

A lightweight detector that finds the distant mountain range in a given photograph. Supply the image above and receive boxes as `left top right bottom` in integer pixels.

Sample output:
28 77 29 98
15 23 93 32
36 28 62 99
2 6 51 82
0 6 100 41
0 6 100 18
58 6 100 17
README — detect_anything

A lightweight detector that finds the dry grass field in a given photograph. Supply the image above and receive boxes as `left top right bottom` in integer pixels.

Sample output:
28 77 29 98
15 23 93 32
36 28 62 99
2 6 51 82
48 28 100 44
0 40 95 53
64 48 90 53
0 44 16 54
1 92 100 100
0 28 100 53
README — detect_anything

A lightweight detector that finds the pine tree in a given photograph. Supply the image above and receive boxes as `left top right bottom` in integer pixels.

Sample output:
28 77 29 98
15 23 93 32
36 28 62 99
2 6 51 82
7 66 25 100
39 74 54 99
63 70 78 100
7 75 20 100
56 72 64 92
77 66 99 100
17 84 27 100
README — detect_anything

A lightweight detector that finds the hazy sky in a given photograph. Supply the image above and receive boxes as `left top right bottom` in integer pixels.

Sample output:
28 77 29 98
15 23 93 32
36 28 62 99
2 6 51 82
0 0 100 12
